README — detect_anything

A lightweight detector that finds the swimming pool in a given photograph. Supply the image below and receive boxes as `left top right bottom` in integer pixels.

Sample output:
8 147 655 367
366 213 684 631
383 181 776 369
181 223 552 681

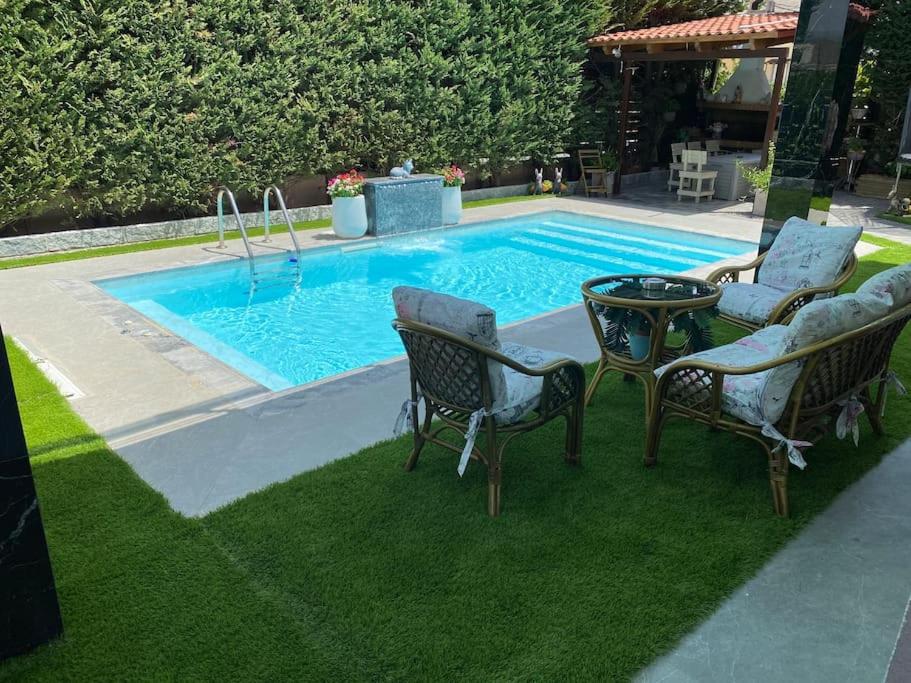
98 210 753 390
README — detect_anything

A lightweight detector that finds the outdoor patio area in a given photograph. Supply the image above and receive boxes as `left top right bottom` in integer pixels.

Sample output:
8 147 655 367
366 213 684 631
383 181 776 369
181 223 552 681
4 0 911 679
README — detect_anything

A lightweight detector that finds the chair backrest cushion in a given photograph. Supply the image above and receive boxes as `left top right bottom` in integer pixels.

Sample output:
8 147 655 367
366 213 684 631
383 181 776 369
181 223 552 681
758 217 861 292
856 263 911 311
758 292 889 424
393 286 500 349
781 291 890 352
393 286 507 407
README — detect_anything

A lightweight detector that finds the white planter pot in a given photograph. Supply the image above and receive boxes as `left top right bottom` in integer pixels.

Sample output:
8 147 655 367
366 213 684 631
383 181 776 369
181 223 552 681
331 195 368 239
752 189 768 217
441 186 462 225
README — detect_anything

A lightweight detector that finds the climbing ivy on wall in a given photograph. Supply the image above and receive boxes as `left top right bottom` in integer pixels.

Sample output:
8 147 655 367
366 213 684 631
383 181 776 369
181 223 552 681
0 0 605 230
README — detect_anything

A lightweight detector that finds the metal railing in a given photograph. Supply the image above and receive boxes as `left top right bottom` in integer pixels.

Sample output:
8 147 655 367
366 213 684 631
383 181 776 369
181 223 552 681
262 185 301 259
216 187 256 279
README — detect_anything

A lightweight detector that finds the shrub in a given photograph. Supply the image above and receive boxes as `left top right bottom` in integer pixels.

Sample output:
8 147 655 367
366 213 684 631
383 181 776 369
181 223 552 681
1 0 603 230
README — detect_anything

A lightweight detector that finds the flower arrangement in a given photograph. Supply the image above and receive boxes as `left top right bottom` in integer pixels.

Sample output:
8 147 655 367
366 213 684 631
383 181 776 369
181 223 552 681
327 169 365 198
440 164 465 188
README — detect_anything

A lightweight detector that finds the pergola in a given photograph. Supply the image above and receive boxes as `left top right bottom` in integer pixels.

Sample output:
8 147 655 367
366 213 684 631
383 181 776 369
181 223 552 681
588 12 798 192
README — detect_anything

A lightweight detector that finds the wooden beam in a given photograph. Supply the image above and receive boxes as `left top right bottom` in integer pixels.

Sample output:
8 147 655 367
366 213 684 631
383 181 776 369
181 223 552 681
762 53 788 167
589 29 793 51
590 47 790 62
646 44 665 54
614 64 633 195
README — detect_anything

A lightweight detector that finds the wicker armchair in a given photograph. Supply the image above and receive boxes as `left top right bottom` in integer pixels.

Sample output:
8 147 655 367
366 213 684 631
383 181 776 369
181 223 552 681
708 250 857 331
392 318 585 518
707 217 861 332
646 297 911 517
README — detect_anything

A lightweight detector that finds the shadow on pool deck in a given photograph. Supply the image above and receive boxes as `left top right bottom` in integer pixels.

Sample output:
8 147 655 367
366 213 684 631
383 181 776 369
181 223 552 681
113 303 603 516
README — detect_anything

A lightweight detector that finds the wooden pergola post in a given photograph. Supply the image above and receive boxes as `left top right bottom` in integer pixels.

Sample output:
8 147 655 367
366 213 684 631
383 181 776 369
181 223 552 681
762 54 788 167
614 63 633 195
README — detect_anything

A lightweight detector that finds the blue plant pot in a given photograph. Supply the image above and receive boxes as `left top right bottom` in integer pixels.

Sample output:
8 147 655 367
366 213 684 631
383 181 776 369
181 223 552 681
441 186 462 225
629 331 651 361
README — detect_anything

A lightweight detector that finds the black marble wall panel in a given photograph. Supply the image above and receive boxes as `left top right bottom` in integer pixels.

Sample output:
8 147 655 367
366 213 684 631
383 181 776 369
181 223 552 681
760 0 859 250
1 325 63 661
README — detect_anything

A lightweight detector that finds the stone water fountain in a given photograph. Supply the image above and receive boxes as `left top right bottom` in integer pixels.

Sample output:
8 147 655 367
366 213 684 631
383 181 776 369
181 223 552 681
364 160 443 236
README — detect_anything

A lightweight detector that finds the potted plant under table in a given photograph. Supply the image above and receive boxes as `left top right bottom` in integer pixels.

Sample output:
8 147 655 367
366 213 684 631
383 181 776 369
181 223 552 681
440 164 465 225
328 169 368 239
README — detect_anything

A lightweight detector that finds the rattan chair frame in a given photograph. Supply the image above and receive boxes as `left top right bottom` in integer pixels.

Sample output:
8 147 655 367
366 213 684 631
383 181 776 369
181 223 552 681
645 303 911 516
707 252 859 332
392 318 586 517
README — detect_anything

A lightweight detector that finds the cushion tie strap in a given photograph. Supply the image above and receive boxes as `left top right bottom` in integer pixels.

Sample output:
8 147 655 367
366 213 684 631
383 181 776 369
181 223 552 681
393 392 422 437
458 409 490 477
835 396 864 446
761 423 812 470
882 371 908 416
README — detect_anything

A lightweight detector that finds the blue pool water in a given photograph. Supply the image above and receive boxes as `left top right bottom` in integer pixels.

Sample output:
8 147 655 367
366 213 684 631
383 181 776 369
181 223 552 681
98 210 753 390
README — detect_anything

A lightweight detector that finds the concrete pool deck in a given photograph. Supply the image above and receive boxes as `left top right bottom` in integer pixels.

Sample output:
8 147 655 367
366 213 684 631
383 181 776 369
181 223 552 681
0 196 767 515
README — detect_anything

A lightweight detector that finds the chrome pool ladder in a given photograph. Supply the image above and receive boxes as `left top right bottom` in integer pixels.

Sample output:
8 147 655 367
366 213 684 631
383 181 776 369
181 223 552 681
215 185 302 290
216 187 255 281
262 185 301 260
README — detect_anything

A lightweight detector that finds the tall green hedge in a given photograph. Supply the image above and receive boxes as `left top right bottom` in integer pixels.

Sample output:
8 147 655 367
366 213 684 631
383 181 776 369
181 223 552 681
864 0 911 170
0 0 605 229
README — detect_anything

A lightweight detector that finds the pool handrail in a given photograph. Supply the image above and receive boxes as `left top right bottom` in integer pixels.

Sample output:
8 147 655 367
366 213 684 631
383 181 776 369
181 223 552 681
262 185 301 259
216 186 255 280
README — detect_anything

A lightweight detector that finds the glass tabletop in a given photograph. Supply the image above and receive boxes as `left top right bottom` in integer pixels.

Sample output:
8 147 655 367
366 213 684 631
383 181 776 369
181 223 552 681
582 274 720 307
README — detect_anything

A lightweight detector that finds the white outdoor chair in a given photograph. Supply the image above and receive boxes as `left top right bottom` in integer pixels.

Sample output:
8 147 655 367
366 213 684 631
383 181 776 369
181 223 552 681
686 141 703 150
704 140 721 156
677 150 717 203
667 142 686 192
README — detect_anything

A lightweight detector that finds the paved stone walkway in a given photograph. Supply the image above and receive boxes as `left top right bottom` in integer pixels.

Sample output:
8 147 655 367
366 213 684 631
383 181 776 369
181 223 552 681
638 438 911 682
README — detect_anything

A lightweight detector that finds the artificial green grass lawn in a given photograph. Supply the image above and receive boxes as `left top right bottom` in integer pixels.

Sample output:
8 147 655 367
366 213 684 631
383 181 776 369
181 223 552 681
2 237 910 679
0 194 554 271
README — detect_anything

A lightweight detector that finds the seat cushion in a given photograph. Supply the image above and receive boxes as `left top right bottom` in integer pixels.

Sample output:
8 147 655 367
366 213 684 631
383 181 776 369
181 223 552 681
392 286 506 405
718 282 789 324
494 342 576 425
655 325 800 426
856 263 911 311
757 217 861 291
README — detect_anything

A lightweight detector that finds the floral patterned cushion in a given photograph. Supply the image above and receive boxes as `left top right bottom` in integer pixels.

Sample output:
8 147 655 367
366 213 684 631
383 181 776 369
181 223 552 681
718 282 790 324
655 325 799 426
392 286 507 405
494 342 576 425
856 263 911 311
758 217 861 292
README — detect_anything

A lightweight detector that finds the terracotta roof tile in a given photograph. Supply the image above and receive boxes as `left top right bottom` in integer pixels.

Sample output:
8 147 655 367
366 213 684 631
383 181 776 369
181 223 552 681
588 12 799 47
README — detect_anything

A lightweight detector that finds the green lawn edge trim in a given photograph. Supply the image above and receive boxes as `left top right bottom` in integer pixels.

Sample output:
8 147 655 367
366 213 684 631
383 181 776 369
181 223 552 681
0 194 553 272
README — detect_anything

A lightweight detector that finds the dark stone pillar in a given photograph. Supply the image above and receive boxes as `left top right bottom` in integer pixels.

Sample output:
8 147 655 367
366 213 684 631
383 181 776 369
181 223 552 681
1 327 63 661
760 0 863 251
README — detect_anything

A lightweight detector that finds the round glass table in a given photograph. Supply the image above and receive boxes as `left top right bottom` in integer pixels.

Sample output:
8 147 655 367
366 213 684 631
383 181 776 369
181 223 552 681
580 274 721 417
